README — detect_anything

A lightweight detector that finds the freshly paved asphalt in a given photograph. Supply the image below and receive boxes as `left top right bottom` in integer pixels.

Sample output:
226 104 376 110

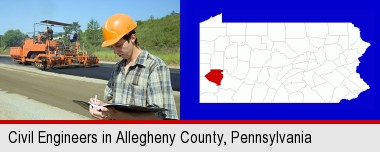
0 55 180 91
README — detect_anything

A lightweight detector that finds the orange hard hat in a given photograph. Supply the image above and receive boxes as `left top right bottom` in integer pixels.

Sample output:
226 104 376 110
102 14 137 47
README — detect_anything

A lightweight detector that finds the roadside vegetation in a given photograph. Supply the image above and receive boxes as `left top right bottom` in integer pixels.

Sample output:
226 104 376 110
0 12 180 66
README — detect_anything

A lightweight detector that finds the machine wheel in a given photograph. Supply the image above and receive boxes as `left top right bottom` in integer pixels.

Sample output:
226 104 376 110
34 57 47 70
30 53 38 66
42 57 48 70
34 60 43 69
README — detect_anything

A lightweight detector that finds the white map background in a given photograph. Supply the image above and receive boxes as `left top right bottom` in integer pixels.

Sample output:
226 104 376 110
200 14 370 103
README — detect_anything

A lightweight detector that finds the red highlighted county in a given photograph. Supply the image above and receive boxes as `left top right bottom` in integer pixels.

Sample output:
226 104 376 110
205 69 223 86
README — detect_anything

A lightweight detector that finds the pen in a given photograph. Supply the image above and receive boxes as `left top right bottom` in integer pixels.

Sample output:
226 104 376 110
94 95 102 111
94 95 97 104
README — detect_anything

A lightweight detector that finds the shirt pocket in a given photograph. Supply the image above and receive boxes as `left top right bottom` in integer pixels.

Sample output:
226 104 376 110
126 84 147 107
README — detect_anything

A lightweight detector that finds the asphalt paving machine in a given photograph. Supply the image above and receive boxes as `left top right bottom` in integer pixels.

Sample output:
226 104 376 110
9 20 99 70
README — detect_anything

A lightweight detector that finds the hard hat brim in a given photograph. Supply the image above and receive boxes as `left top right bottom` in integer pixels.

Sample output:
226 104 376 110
101 34 124 47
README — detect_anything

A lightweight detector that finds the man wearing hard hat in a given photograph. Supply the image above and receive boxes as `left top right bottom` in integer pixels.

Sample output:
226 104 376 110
89 14 178 120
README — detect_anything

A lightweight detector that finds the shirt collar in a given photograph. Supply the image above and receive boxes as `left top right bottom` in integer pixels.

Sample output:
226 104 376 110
120 49 148 68
135 49 148 67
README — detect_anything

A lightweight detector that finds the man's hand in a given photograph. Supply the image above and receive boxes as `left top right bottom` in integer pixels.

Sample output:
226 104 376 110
88 98 116 120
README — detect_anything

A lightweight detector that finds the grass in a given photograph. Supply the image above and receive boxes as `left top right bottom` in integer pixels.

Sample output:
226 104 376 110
0 47 9 55
149 48 180 66
90 47 117 61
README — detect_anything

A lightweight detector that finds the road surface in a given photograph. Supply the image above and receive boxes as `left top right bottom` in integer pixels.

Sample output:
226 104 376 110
0 60 180 119
0 55 180 91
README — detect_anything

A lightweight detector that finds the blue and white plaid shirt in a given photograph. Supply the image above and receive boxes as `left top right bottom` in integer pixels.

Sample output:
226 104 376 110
104 49 178 119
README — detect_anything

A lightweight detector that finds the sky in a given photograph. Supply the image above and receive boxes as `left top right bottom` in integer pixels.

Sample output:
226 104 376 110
0 0 180 36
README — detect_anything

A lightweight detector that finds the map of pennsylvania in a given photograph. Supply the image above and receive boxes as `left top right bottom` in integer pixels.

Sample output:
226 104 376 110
200 14 370 103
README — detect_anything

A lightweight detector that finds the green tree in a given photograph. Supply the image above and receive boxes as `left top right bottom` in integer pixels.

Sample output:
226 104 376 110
149 15 155 21
0 35 3 47
170 10 178 15
63 22 81 43
2 29 28 47
84 19 102 47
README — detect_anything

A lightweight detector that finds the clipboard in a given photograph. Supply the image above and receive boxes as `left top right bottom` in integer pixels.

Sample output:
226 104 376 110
72 100 167 112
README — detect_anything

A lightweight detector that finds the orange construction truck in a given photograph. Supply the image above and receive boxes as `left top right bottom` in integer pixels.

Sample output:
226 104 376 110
10 20 99 70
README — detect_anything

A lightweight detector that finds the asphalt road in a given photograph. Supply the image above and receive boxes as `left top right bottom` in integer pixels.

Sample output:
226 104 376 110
0 55 180 91
0 64 103 118
0 62 180 119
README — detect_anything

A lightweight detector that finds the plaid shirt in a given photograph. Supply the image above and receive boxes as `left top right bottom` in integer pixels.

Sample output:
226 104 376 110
104 49 178 119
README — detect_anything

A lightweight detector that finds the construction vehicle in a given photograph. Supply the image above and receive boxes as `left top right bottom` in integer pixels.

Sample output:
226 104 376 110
9 20 99 70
